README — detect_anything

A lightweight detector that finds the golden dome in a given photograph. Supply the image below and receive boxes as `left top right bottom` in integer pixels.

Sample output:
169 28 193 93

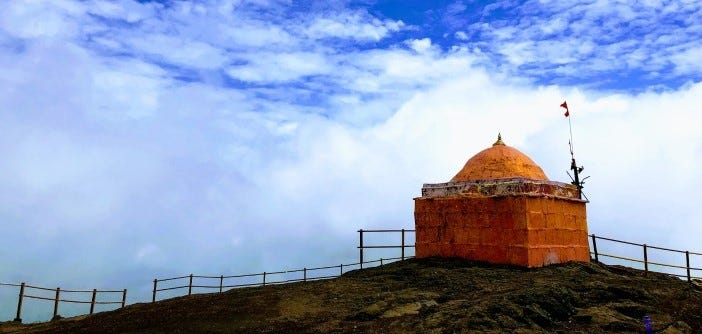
450 134 548 182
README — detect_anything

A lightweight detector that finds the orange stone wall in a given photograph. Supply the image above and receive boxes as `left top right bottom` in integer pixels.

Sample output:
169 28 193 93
414 195 589 267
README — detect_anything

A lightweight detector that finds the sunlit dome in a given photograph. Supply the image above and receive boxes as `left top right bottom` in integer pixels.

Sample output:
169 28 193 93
450 134 548 182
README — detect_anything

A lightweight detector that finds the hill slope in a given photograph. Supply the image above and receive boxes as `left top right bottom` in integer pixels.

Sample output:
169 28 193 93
3 258 701 333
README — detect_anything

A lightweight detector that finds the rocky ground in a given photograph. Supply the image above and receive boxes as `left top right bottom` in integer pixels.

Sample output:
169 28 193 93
2 258 701 333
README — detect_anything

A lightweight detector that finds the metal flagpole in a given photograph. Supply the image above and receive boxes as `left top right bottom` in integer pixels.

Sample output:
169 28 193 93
561 101 586 200
568 112 574 157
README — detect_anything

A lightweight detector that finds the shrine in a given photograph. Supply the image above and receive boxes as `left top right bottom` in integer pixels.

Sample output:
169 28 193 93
414 135 590 267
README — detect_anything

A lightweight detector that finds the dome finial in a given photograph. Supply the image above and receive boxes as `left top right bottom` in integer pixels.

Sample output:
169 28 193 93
493 133 505 146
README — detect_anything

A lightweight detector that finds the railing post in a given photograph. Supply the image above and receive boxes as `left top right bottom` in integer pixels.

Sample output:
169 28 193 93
263 272 266 286
90 289 97 314
340 264 343 276
152 279 157 303
401 229 405 261
14 282 24 322
686 251 691 282
122 289 127 308
644 244 648 274
220 275 224 293
591 234 599 262
380 258 384 266
303 268 307 282
188 274 193 296
53 287 60 320
359 229 364 269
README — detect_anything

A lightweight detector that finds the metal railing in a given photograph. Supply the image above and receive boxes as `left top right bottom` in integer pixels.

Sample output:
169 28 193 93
590 234 702 282
1 282 126 323
358 230 702 282
151 257 405 302
357 229 415 269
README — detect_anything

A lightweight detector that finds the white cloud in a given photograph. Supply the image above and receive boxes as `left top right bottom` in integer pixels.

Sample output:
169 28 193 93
406 38 432 53
87 0 156 23
538 16 566 35
303 12 404 41
121 34 231 69
90 67 164 120
498 41 535 66
0 1 84 39
220 21 294 49
342 47 477 92
226 51 332 83
463 0 702 79
670 45 702 75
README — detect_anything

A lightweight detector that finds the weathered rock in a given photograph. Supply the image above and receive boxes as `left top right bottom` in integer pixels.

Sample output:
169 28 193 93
660 320 693 334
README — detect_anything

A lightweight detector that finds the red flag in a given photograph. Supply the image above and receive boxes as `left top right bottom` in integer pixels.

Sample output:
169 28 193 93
560 101 569 117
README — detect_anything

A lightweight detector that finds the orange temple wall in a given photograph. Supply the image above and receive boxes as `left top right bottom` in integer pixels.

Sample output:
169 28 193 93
414 195 589 267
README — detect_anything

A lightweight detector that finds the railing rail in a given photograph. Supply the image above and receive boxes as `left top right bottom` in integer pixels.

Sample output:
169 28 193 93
358 230 702 283
589 234 702 282
357 228 415 269
151 256 406 302
1 282 127 323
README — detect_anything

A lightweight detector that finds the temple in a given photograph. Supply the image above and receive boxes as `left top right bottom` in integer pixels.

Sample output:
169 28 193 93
414 134 590 267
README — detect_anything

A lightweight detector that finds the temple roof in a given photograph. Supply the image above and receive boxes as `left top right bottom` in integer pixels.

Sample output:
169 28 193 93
450 134 548 182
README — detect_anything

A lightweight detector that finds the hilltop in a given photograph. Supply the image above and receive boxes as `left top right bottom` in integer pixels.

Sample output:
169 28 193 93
2 258 701 333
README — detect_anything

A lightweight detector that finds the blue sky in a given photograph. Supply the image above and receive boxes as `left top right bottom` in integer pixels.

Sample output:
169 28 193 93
2 0 702 321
